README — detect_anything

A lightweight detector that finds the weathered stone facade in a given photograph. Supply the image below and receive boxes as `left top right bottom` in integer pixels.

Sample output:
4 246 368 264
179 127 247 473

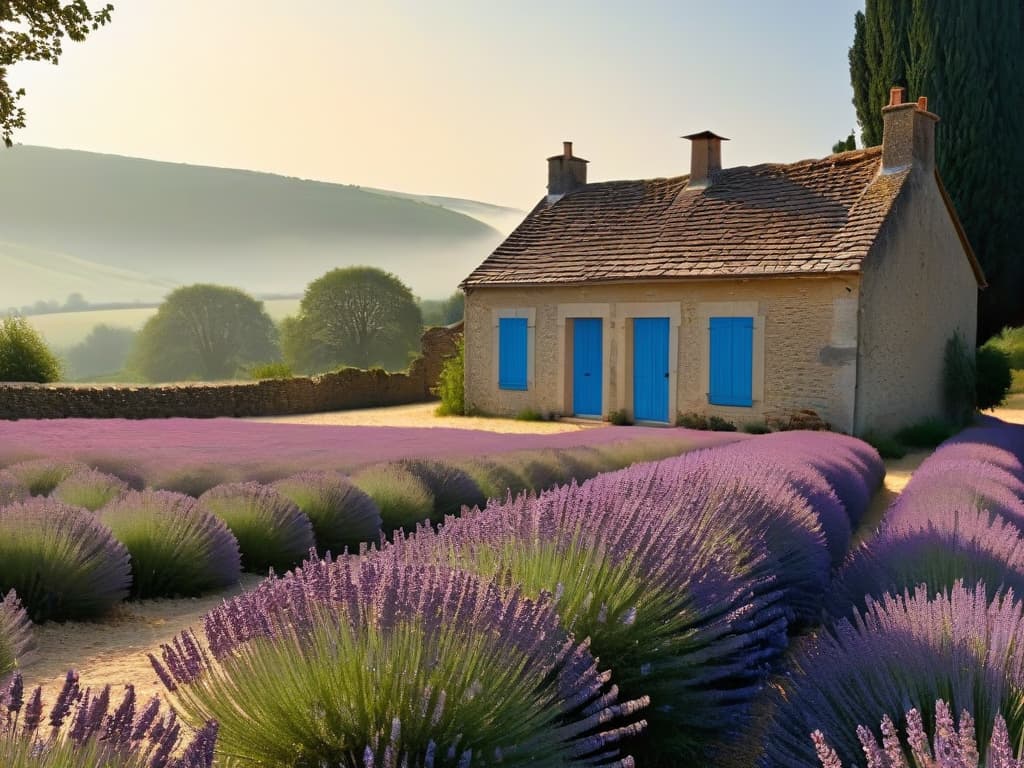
464 277 860 432
0 324 462 420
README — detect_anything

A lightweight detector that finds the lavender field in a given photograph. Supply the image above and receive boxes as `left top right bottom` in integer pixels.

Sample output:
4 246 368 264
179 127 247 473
2 417 1024 766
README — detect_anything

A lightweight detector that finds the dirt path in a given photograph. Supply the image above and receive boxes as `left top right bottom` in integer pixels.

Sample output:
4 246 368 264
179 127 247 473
18 575 264 701
854 450 931 544
249 402 593 433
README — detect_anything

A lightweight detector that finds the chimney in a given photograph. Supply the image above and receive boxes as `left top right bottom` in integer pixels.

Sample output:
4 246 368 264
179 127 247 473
683 131 729 190
547 141 588 198
881 86 938 173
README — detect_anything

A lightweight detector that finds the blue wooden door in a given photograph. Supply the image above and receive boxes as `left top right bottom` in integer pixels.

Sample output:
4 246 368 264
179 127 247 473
572 318 603 417
633 317 670 422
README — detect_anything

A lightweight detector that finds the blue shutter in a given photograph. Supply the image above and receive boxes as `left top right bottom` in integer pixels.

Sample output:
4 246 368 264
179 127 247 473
709 317 754 406
498 317 528 390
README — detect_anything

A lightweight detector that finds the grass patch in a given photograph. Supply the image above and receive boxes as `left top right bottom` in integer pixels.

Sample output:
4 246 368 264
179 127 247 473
1011 369 1024 394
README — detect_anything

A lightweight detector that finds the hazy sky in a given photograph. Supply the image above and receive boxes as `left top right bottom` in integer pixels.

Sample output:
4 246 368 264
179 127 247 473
10 1 864 210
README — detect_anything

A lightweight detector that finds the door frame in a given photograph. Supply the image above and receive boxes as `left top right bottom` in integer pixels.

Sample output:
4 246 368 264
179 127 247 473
556 304 611 419
617 302 680 423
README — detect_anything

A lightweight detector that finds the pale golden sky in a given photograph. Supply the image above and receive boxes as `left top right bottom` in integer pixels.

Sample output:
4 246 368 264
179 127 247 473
10 1 863 209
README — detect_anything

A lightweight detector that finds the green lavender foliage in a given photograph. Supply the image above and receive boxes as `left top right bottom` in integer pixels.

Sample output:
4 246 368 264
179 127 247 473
350 465 435 535
848 0 1024 340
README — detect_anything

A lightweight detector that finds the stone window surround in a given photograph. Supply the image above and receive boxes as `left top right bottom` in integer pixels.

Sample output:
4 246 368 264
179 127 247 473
696 300 766 407
555 303 612 419
492 307 537 391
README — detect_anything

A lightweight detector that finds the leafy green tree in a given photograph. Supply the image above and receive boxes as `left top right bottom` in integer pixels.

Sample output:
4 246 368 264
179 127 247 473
419 291 465 327
63 323 136 380
847 0 1024 340
129 285 279 381
1 1 114 146
976 345 1012 410
287 267 423 371
831 132 856 154
0 315 61 382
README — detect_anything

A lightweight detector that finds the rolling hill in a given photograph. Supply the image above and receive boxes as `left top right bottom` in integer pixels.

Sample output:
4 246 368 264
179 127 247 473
0 146 515 308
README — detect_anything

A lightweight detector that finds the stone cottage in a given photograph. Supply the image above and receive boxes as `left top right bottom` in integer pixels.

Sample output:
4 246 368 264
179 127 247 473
460 88 985 435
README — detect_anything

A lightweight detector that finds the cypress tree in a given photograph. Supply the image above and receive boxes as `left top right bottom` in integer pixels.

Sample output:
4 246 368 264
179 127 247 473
848 0 1024 341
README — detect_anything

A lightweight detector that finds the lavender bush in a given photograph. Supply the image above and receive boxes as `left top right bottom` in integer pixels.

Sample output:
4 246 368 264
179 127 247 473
350 465 435 535
150 466 235 498
197 483 314 573
0 470 28 507
0 591 32 681
813 699 1023 768
5 459 89 497
0 499 131 621
751 432 884 526
273 472 383 554
387 458 793 761
761 582 1024 767
52 469 130 512
717 442 852 566
99 491 241 599
0 670 216 768
396 459 487 519
152 555 648 767
828 507 1024 621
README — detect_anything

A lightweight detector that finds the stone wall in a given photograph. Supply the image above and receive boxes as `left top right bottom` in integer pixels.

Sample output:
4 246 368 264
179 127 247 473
0 324 463 420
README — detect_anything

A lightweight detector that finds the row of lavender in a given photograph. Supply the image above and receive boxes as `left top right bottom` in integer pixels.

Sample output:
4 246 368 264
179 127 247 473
145 431 883 766
760 419 1024 767
0 441 695 625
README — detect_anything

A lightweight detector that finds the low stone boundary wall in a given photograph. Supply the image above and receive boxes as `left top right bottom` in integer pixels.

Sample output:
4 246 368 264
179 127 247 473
0 323 462 420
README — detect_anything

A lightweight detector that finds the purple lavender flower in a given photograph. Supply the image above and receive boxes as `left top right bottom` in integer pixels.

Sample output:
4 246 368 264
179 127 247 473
0 498 131 621
273 471 383 555
154 555 647 767
100 490 241 598
813 699 1023 767
829 506 1024 621
4 458 89 497
762 582 1024 767
198 482 314 573
0 675 215 767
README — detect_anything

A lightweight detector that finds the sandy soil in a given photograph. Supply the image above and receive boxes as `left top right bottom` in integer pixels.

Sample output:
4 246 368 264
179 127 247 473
18 575 264 701
249 402 593 433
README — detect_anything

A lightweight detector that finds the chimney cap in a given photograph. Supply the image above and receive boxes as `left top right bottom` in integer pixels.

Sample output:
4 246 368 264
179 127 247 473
547 140 589 162
681 130 730 141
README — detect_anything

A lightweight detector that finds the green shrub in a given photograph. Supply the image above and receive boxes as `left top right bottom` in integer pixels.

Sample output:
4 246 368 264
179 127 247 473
862 431 908 459
248 361 293 380
608 409 633 426
742 421 772 434
434 337 465 416
707 415 737 432
976 344 1012 410
676 411 709 429
150 465 234 497
52 469 129 511
0 316 61 383
943 331 976 426
985 325 1024 369
452 459 530 501
514 408 544 421
894 419 955 449
1012 369 1024 394
350 465 435 535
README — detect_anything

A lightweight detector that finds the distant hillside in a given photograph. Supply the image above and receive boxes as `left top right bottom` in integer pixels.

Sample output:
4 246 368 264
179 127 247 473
363 187 524 231
0 146 511 307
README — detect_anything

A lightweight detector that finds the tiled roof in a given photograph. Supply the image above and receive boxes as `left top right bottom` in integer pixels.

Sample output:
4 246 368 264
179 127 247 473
463 147 910 288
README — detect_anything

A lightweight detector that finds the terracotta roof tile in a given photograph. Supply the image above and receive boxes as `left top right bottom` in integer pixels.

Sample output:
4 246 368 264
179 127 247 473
463 147 909 287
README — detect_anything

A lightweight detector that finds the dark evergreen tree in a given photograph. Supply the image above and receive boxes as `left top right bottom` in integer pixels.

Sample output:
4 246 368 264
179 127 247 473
848 0 1024 340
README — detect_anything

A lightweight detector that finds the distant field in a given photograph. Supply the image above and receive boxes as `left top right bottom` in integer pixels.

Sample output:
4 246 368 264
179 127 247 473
30 299 301 349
